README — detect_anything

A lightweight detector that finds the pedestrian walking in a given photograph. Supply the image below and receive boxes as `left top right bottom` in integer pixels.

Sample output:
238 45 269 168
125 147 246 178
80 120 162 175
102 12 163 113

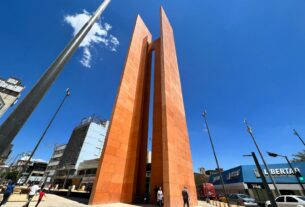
47 184 52 193
0 180 15 206
182 186 190 207
23 183 40 207
157 186 163 207
35 189 46 207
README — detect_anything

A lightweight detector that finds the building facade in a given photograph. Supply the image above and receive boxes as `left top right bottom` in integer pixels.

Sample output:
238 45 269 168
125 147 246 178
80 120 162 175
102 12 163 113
15 155 48 184
68 151 152 195
209 162 305 202
43 144 66 185
73 158 100 192
53 116 109 188
205 168 224 176
0 77 25 118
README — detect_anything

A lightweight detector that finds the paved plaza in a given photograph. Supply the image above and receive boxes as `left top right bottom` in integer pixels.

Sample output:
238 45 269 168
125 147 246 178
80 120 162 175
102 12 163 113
0 194 214 207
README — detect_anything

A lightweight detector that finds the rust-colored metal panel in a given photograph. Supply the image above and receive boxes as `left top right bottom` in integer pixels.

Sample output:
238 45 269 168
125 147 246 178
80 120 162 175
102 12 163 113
89 15 152 205
159 7 198 207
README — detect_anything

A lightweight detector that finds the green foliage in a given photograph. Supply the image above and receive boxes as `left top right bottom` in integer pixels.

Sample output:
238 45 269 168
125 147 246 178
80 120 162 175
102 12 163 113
4 171 18 181
292 150 305 162
194 172 208 187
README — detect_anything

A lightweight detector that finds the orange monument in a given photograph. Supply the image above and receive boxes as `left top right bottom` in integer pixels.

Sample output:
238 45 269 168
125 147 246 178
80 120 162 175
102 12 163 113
89 8 198 207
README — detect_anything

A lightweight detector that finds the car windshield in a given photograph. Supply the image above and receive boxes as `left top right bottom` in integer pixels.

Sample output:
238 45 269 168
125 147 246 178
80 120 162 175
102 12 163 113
238 194 250 199
297 196 305 201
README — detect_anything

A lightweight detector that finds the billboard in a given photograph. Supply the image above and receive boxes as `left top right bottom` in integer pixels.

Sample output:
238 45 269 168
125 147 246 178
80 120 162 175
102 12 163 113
209 162 305 185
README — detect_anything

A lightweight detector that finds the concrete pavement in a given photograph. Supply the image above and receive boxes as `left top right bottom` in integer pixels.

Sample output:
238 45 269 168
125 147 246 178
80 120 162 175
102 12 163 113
0 194 215 207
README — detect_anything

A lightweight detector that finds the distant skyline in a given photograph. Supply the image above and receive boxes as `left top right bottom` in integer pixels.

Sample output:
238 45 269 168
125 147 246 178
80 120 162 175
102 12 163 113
1 0 305 172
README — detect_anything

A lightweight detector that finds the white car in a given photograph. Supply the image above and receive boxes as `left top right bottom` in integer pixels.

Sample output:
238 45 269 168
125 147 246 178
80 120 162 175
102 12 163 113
266 195 305 207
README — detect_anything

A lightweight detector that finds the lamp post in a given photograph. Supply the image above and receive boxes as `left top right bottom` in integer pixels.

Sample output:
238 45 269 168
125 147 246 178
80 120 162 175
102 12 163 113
202 111 231 207
293 129 305 147
0 0 111 156
243 119 281 196
267 151 305 195
17 88 70 184
244 153 277 207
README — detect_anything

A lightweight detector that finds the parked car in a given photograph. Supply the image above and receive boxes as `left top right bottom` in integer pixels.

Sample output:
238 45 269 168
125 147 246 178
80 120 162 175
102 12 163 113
265 195 305 207
228 194 258 206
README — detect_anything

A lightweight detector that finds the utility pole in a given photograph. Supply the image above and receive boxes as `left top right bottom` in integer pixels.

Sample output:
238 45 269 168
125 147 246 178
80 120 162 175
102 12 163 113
17 88 70 184
244 119 281 196
0 0 111 155
202 111 231 207
244 153 277 207
293 129 305 147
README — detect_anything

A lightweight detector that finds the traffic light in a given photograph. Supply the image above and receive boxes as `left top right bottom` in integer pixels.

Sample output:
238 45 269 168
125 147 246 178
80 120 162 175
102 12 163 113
295 171 304 182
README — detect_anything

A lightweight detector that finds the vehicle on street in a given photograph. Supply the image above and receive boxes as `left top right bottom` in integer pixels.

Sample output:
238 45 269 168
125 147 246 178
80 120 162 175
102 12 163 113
228 194 258 206
197 183 216 200
265 195 305 207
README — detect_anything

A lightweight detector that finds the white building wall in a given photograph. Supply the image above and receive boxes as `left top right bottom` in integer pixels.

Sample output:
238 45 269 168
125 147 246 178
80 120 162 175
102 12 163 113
0 78 24 118
74 121 109 169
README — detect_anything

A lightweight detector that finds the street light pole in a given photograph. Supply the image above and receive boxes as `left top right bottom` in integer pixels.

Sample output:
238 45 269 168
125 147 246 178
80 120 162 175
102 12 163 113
244 119 281 196
244 153 277 207
293 129 305 147
202 111 231 207
17 88 70 184
0 0 111 156
267 152 305 195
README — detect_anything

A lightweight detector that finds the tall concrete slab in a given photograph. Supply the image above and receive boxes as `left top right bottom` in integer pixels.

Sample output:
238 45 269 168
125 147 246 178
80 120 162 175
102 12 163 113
89 15 152 205
90 8 197 207
158 7 198 206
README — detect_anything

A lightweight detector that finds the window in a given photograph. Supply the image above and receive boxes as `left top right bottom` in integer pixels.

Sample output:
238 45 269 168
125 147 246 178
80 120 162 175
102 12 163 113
286 196 297 203
297 196 305 201
0 96 4 110
229 195 238 199
78 170 85 175
275 196 284 202
238 194 250 199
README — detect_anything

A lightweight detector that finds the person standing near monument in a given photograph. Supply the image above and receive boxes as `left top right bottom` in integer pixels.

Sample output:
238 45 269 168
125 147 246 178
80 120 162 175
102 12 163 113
182 186 190 207
157 186 163 207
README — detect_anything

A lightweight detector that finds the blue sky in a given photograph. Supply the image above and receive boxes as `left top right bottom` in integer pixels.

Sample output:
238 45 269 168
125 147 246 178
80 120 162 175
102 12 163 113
1 0 305 172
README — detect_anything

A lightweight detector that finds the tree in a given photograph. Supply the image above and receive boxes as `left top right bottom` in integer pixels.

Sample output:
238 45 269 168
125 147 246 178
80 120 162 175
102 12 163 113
4 171 18 181
194 172 208 187
292 150 305 162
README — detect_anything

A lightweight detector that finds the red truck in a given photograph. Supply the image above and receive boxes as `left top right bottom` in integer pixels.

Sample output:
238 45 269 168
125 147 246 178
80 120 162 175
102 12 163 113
197 183 217 200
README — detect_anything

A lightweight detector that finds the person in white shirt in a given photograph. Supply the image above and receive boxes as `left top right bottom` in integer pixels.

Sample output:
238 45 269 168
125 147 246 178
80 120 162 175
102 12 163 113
157 186 163 207
23 183 40 207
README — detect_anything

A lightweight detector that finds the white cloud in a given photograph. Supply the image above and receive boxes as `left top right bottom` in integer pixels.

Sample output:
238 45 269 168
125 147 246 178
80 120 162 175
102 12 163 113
80 47 92 68
64 10 119 68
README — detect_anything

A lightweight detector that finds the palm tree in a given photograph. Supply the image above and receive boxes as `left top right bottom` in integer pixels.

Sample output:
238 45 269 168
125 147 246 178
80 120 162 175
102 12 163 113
292 150 305 162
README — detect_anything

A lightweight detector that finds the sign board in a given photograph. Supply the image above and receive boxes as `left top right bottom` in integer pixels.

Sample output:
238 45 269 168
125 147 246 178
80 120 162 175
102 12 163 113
209 162 305 185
